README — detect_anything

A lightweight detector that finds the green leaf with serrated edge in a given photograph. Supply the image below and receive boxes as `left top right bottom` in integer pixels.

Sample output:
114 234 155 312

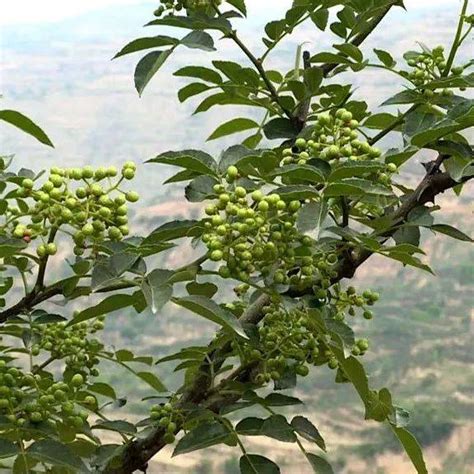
141 269 173 314
174 66 222 84
0 110 54 147
291 416 326 451
68 293 137 325
269 164 325 184
240 454 280 474
134 49 173 96
147 149 217 176
384 146 418 167
373 48 396 67
430 224 473 242
146 14 231 33
306 453 334 474
328 161 384 181
264 393 303 406
143 220 201 244
335 43 363 62
185 175 219 202
92 420 137 435
88 382 117 400
261 415 296 443
207 118 259 141
27 440 88 471
173 421 232 456
382 251 434 274
180 30 215 51
173 295 248 338
178 83 212 103
0 439 18 459
304 67 323 94
275 185 320 200
113 36 178 58
391 426 428 474
381 90 422 106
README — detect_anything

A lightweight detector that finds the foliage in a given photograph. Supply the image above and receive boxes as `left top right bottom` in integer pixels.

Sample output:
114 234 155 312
0 0 473 473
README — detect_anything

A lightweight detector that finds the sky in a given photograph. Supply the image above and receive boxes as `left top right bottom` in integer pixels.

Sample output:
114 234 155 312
0 0 471 196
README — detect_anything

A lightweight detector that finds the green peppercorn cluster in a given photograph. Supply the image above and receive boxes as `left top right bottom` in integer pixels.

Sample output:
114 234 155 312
10 163 139 257
281 109 397 186
149 402 182 444
32 317 105 376
0 360 91 430
153 0 220 17
242 302 374 385
332 286 380 321
202 168 311 284
405 45 465 96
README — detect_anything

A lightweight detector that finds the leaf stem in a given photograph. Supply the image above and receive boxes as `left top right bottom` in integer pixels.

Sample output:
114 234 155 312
443 0 469 76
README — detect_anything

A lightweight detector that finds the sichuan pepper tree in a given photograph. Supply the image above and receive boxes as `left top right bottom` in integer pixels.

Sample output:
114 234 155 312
0 0 473 473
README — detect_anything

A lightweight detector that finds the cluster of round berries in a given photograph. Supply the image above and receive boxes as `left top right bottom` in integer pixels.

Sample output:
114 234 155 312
405 45 464 95
332 286 380 321
202 167 308 284
0 360 90 430
149 402 181 444
32 318 104 376
282 108 379 162
10 163 138 257
153 0 219 16
243 302 372 384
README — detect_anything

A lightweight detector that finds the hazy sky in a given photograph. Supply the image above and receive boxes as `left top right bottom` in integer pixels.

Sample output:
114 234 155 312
0 0 471 192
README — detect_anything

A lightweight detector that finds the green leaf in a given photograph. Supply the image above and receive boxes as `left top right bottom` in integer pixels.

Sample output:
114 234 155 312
173 421 231 456
68 293 137 325
180 30 216 51
430 224 473 242
391 426 428 474
310 52 352 65
263 118 299 140
384 146 418 167
297 200 329 237
88 382 117 400
0 238 27 258
27 440 88 471
275 185 320 201
134 49 173 96
0 439 18 459
186 281 218 298
306 453 334 474
311 9 329 31
240 454 280 474
304 67 323 94
147 149 217 176
328 161 384 181
92 420 137 435
141 269 173 314
185 175 219 202
144 220 201 244
373 48 396 68
381 90 422 106
0 110 53 147
363 113 399 130
146 14 231 33
261 415 297 443
207 118 259 141
178 83 212 103
227 0 247 16
136 371 166 392
291 416 326 451
174 66 222 84
173 295 248 338
334 43 363 62
269 164 325 184
236 417 264 436
113 36 178 58
263 393 303 407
